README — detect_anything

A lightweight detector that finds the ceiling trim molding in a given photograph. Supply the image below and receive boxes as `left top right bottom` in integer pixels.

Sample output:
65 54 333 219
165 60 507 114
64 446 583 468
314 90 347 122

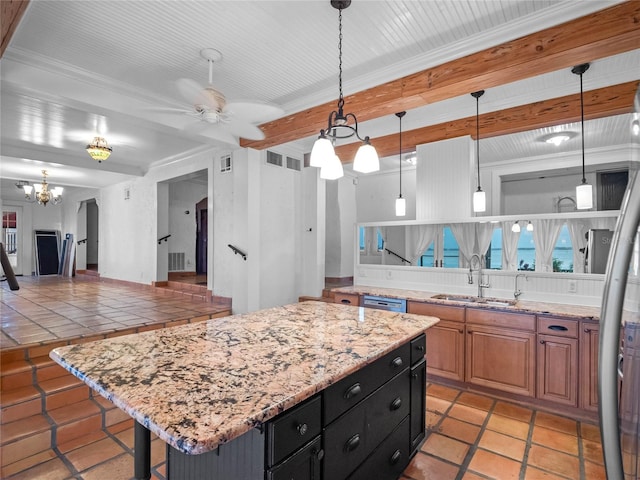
241 1 640 151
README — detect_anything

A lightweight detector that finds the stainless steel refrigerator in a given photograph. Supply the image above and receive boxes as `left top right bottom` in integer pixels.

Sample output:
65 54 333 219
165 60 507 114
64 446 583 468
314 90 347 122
600 162 640 479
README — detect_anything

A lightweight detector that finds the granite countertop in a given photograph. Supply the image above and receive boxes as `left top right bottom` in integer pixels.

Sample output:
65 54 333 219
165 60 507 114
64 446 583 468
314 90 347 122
332 286 601 320
50 301 438 455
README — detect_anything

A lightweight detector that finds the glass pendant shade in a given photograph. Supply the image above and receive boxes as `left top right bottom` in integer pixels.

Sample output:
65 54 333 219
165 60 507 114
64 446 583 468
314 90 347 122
86 136 112 162
576 182 593 209
526 221 534 232
511 222 521 233
310 135 334 168
52 187 64 197
23 185 33 195
473 189 486 213
352 142 379 173
395 196 406 217
320 155 344 180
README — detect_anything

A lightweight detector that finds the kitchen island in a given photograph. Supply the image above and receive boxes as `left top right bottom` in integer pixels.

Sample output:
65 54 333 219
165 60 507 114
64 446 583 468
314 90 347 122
50 301 438 480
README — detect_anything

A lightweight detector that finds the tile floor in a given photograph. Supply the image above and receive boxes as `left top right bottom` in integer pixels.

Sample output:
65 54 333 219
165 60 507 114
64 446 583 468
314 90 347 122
2 382 604 480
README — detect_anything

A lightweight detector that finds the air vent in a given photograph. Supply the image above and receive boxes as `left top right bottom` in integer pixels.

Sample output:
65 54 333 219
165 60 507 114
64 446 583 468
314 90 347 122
266 151 283 167
286 157 301 171
168 252 185 271
220 155 232 173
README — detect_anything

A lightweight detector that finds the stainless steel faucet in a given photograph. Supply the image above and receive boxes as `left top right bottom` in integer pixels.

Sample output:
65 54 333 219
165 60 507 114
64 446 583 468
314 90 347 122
469 254 490 298
514 273 527 300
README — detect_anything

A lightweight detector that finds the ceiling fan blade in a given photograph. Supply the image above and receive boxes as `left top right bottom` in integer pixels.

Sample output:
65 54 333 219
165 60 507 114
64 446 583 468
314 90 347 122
176 78 220 110
225 101 284 124
183 120 238 145
221 117 266 140
146 107 194 115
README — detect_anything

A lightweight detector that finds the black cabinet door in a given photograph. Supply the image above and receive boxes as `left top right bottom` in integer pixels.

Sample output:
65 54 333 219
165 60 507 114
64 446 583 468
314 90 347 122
410 359 426 454
267 436 322 480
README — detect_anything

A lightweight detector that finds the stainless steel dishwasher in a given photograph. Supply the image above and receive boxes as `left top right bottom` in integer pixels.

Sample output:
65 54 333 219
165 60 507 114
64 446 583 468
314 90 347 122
362 295 407 313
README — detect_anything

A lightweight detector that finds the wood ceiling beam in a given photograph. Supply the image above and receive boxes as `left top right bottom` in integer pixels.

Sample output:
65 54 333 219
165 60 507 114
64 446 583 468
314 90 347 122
1 0 29 58
333 81 639 162
240 1 639 151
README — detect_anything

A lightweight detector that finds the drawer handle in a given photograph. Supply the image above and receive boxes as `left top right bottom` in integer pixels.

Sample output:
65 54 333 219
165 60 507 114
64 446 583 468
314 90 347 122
415 345 425 352
390 449 402 465
344 433 361 453
540 339 546 345
390 397 402 411
341 299 352 304
344 383 362 400
297 423 308 436
548 325 568 332
391 357 403 368
312 448 325 461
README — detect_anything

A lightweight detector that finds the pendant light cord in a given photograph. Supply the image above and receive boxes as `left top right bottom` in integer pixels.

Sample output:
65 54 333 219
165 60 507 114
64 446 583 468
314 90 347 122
579 70 586 184
399 113 402 196
476 95 480 190
337 7 344 111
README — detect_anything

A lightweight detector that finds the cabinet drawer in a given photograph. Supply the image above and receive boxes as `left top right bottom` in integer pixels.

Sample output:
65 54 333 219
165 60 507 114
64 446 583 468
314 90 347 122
467 308 535 331
324 370 410 480
334 293 361 306
266 395 322 467
267 436 321 480
346 416 410 480
410 334 426 366
407 301 465 322
537 316 578 338
323 342 410 424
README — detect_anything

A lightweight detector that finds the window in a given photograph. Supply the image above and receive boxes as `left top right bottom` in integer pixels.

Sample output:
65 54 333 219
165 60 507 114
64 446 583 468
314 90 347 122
420 242 435 267
358 227 384 253
487 228 503 270
552 224 573 272
359 226 365 251
220 155 232 173
517 228 535 271
266 151 283 167
443 227 460 268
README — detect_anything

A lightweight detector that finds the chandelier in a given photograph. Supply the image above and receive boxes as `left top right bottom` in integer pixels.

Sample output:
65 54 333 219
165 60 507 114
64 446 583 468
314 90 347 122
86 136 112 162
310 0 379 179
21 170 63 206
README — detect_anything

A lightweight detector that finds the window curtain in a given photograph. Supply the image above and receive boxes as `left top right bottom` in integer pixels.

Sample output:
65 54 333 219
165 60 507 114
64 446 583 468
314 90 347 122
364 227 377 255
450 223 476 268
501 221 521 271
476 223 496 259
377 227 388 264
533 219 563 272
567 219 589 273
406 224 438 265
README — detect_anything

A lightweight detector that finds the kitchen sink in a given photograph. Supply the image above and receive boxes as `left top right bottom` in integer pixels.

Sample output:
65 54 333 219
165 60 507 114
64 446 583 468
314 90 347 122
432 294 517 307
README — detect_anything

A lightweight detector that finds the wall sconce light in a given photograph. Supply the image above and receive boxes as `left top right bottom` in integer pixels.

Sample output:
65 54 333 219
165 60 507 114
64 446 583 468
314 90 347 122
572 63 592 210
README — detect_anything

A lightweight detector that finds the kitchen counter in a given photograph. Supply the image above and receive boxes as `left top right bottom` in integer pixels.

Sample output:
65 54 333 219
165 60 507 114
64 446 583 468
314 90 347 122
332 285 601 320
50 301 438 457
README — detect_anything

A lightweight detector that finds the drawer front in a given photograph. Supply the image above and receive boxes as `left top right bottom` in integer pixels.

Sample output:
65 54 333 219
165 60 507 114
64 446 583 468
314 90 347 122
267 395 322 467
410 334 426 366
324 342 410 424
467 308 535 331
324 370 410 480
346 417 410 480
334 293 361 306
407 301 465 322
267 436 322 480
537 316 578 338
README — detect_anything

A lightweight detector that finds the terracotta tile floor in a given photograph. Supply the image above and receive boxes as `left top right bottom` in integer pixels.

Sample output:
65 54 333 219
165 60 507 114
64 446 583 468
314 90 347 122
2 383 603 479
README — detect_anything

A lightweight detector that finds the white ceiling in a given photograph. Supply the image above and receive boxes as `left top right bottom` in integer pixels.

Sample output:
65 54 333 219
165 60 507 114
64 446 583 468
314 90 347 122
1 0 638 203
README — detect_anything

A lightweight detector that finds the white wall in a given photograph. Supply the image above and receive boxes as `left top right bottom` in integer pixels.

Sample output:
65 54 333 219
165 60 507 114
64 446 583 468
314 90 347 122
356 169 416 223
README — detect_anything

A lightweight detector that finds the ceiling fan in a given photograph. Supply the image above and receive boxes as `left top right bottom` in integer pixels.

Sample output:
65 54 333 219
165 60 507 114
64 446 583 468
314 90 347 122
163 48 284 141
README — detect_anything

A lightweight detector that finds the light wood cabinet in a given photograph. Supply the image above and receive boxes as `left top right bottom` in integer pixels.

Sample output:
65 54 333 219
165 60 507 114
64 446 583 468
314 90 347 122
537 316 578 407
334 293 360 307
580 322 600 412
465 323 536 397
407 302 465 382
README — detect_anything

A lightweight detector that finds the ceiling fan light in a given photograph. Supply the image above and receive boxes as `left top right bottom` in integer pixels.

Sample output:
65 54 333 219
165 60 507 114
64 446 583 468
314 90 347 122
473 188 486 213
353 141 379 173
576 182 593 209
395 196 406 217
320 154 344 180
86 136 113 162
310 133 334 168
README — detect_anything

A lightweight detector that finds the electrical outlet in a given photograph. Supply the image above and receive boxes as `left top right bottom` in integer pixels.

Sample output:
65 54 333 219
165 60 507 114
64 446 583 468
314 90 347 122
568 280 577 293
386 270 392 279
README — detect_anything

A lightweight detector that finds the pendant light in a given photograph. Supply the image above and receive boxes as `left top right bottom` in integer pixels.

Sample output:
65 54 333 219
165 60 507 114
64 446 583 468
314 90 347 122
471 90 486 213
310 0 379 176
572 63 592 209
395 111 406 216
511 221 521 233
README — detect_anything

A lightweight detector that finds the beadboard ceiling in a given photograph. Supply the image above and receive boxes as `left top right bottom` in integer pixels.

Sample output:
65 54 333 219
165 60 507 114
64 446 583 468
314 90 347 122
0 0 637 201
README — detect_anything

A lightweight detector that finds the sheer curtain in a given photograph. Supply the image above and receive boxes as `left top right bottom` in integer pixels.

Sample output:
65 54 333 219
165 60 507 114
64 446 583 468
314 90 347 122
533 219 563 272
476 223 496 259
450 223 476 268
501 221 521 271
567 219 588 273
364 227 376 255
406 224 438 265
377 227 388 264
